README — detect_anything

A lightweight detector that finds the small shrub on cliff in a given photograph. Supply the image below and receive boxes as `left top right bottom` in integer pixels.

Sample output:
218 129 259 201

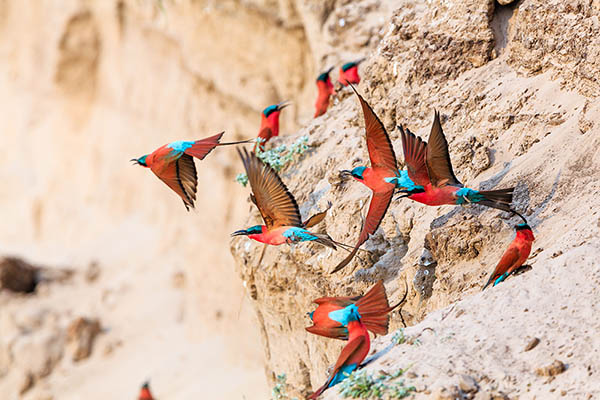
271 373 298 400
235 136 310 186
337 368 416 399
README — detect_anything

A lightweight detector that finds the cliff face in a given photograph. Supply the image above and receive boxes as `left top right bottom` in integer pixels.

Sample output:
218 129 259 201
230 0 600 398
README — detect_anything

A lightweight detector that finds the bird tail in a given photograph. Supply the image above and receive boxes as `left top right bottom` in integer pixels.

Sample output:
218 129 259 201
312 233 337 250
308 379 333 400
219 138 255 146
356 280 408 336
476 188 514 213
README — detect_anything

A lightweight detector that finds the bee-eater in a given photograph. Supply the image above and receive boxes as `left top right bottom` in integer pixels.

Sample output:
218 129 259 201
333 84 399 273
482 223 535 290
308 306 370 399
232 148 337 249
390 113 519 215
338 58 365 86
314 67 335 118
131 132 252 211
306 280 406 340
255 101 290 152
138 382 154 400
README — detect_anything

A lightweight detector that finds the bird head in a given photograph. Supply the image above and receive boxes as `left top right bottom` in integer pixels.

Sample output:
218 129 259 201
139 381 153 400
316 67 335 95
262 100 289 121
346 304 361 322
340 166 366 181
231 225 263 237
516 223 535 241
130 155 149 168
307 311 315 321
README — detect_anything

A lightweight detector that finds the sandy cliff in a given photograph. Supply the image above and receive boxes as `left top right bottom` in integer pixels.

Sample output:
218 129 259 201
230 0 600 399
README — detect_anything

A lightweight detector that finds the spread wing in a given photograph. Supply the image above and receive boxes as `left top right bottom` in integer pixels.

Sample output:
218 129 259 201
349 83 397 171
483 246 520 290
331 190 394 273
303 202 332 228
425 111 461 187
238 147 302 228
151 154 197 211
399 125 430 186
332 334 367 372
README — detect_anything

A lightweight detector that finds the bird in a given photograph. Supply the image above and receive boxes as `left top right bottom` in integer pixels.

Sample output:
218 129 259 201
306 280 407 340
131 132 252 211
231 148 337 249
482 222 535 290
338 58 365 86
255 101 290 152
308 305 370 399
333 83 399 273
138 381 155 400
314 67 335 118
390 112 520 216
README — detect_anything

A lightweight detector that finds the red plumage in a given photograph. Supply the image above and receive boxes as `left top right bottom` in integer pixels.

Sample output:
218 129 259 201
314 75 335 118
138 382 154 400
483 224 535 290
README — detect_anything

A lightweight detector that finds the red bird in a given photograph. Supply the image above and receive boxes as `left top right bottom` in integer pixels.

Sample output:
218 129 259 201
338 58 365 86
314 67 335 118
308 306 370 399
306 280 407 340
482 223 535 290
394 113 518 214
255 101 290 152
333 84 398 273
138 382 154 400
131 132 251 210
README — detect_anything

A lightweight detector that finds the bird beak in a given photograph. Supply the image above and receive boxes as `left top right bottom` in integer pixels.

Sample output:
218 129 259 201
326 65 335 74
130 158 139 165
231 229 249 237
277 100 291 111
339 170 353 181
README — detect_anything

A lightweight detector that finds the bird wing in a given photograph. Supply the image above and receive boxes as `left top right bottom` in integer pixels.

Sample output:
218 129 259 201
303 202 332 228
238 148 302 229
151 154 197 211
425 111 462 187
305 324 349 340
313 296 359 307
483 246 520 290
183 132 224 159
399 125 431 186
332 334 367 372
349 83 397 172
331 190 394 273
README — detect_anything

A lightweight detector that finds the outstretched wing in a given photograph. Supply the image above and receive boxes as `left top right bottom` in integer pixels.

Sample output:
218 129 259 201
349 83 397 172
238 148 302 228
399 125 430 186
151 154 197 211
332 190 394 273
303 202 332 228
425 111 461 187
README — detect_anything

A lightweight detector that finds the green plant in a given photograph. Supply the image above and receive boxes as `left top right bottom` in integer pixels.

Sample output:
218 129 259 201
271 373 299 400
235 136 310 186
392 329 406 345
337 368 416 399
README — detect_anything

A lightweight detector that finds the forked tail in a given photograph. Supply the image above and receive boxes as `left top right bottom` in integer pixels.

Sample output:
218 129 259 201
313 233 337 250
477 188 514 213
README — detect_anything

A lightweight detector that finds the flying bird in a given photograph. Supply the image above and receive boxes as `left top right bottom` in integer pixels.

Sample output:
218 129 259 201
482 222 535 290
138 382 155 400
306 280 407 340
338 58 365 86
131 132 251 211
255 101 290 152
232 148 337 249
314 67 335 118
333 84 399 273
308 305 370 399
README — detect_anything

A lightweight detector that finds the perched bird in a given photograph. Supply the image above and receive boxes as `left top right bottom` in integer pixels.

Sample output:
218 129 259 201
338 58 365 86
232 148 337 249
333 84 399 273
131 132 251 211
390 113 519 215
308 305 370 399
314 67 335 118
138 382 154 400
255 101 290 152
306 280 407 340
482 223 535 290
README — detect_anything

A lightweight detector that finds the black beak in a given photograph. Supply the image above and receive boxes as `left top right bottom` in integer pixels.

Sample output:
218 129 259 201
325 65 335 75
339 170 352 177
277 100 291 111
130 158 140 165
231 229 249 237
